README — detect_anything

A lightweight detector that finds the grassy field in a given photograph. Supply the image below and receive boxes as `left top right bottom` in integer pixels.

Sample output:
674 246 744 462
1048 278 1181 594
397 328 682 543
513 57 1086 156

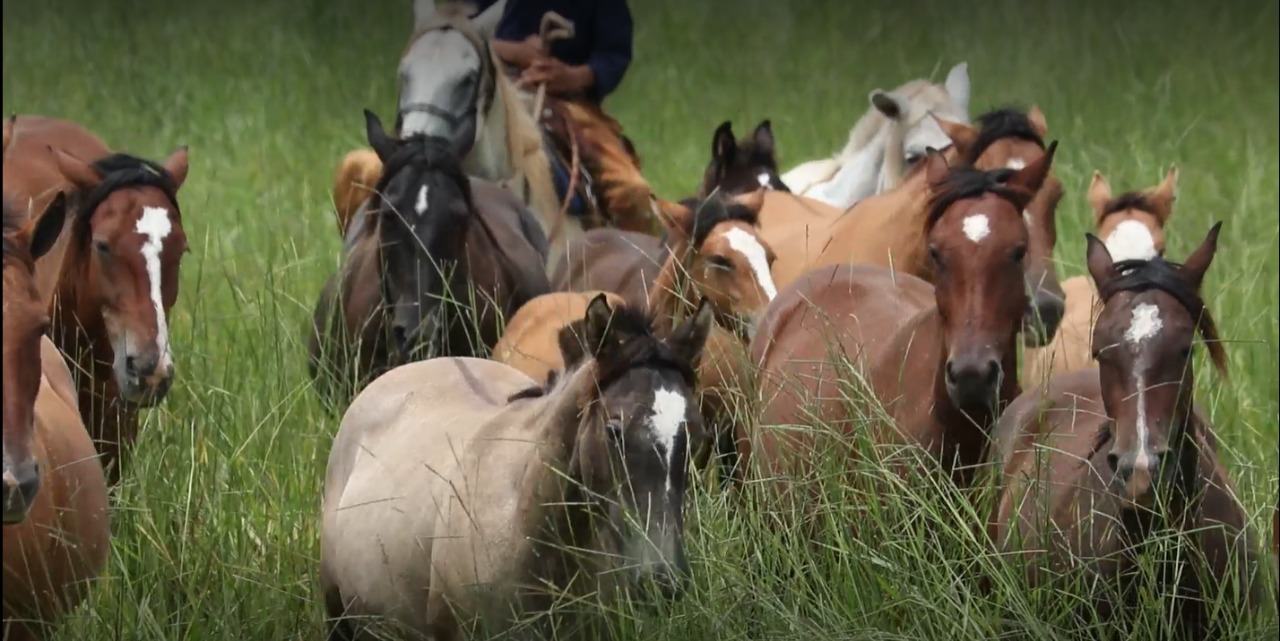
3 0 1278 639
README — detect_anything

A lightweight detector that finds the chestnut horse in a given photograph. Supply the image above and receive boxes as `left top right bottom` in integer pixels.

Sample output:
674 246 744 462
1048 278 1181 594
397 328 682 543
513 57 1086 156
762 107 1067 348
3 195 111 641
320 295 713 640
741 148 1056 516
4 114 190 483
308 110 551 412
1022 166 1178 387
491 290 627 385
989 224 1271 637
699 120 790 197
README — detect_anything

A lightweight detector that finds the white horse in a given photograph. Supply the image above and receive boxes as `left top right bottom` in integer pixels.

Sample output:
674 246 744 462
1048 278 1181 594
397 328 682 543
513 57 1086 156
388 0 575 270
781 62 971 210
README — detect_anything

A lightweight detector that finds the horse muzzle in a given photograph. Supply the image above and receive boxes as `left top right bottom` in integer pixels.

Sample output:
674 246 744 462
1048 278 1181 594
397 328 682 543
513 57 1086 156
117 351 175 407
1108 447 1165 508
2 458 41 525
944 350 1003 409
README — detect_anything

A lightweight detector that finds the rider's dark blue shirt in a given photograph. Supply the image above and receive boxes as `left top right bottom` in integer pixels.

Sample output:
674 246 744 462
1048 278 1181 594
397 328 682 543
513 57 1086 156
472 0 634 102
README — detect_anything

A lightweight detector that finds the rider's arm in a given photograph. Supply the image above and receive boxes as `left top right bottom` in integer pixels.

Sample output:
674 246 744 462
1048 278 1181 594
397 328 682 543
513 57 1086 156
582 0 633 101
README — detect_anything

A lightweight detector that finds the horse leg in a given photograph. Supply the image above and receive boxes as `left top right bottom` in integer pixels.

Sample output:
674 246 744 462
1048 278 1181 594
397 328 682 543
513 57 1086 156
321 581 357 641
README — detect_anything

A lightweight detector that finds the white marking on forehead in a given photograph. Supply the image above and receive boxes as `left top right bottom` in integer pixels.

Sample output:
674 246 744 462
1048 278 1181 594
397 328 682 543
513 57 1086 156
136 207 173 366
1105 219 1158 262
1124 303 1163 345
1132 365 1152 470
415 185 429 214
1006 158 1027 170
722 226 778 301
962 214 991 243
649 388 687 492
757 172 772 189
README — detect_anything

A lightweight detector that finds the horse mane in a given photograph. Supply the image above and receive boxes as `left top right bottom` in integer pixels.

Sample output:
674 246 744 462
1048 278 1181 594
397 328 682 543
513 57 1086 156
1098 191 1157 222
687 195 761 249
924 165 1028 231
491 46 560 225
72 153 180 241
373 134 476 214
1097 257 1229 378
966 107 1045 164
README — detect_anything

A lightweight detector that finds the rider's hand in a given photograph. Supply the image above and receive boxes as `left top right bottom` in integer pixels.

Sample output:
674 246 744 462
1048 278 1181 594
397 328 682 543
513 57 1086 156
519 57 594 96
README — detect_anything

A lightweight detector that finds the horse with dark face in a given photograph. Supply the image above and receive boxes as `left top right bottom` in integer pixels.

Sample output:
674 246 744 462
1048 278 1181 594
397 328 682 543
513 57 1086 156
741 148 1055 516
990 224 1272 638
3 194 110 641
4 114 190 483
700 120 789 197
320 295 713 640
308 110 551 411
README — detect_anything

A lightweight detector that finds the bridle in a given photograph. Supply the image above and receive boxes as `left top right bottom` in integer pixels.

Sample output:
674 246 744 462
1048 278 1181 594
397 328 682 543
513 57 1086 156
394 23 498 145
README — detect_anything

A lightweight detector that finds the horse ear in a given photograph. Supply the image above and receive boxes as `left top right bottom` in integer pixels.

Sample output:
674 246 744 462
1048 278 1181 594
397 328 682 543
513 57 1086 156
1180 221 1222 291
364 110 397 162
1144 165 1178 224
162 146 190 191
923 148 951 187
752 120 776 159
470 0 506 39
944 62 971 117
1004 140 1058 205
869 90 908 121
413 0 437 31
712 121 736 164
25 192 69 260
933 115 978 155
1027 105 1049 137
556 319 590 371
582 293 615 357
49 146 103 192
1087 170 1113 223
669 297 715 365
1085 233 1119 291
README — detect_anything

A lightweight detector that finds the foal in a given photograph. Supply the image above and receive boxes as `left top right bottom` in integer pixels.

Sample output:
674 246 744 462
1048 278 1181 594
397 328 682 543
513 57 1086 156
699 120 790 197
991 224 1271 638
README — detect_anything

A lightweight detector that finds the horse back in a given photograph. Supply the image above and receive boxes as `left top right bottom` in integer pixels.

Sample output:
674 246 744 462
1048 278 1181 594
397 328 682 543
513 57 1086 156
552 229 662 308
492 290 623 384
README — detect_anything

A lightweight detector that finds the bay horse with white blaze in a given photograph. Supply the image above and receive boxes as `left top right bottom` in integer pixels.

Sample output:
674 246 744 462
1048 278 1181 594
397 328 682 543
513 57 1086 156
4 114 190 484
742 147 1056 518
320 295 713 640
309 110 551 411
989 224 1272 638
3 194 111 641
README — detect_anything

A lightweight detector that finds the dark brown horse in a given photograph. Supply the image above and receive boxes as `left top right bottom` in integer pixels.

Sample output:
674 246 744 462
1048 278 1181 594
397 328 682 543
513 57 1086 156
4 114 190 483
699 120 790 198
3 194 111 641
741 146 1056 512
989 224 1272 638
308 110 552 411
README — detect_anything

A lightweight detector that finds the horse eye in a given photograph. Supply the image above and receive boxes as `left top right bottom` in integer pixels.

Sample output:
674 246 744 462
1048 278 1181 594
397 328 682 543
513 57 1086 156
708 255 733 270
1011 245 1027 263
605 419 624 441
906 153 923 165
1179 344 1193 359
93 239 110 255
928 245 943 268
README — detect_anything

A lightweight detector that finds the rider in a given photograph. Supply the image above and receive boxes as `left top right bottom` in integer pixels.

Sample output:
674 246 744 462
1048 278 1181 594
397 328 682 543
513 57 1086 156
471 0 656 234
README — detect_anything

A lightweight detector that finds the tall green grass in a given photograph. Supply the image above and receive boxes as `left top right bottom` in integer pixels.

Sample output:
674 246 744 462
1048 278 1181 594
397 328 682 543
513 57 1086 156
2 0 1277 639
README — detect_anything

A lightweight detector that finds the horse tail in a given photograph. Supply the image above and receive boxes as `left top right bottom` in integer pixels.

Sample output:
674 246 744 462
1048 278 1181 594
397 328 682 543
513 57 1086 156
332 149 383 237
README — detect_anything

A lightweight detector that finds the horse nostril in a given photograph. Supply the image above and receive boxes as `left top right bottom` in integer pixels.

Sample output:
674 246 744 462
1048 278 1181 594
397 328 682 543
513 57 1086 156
391 324 408 347
984 360 1001 385
1106 452 1120 474
125 355 138 374
944 361 957 385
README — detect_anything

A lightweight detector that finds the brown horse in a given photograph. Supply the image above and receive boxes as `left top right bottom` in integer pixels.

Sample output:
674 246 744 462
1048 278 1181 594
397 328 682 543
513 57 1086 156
1022 166 1178 387
308 110 552 411
762 106 1066 348
4 114 190 483
989 224 1271 638
741 147 1056 513
320 295 713 640
699 120 790 197
3 194 111 641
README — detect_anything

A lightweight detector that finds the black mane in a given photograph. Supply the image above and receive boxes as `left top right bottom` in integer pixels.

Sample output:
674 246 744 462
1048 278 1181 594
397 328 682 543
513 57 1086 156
966 107 1046 164
74 153 181 240
687 195 762 249
373 134 474 215
925 164 1028 230
1098 256 1228 377
1099 191 1158 221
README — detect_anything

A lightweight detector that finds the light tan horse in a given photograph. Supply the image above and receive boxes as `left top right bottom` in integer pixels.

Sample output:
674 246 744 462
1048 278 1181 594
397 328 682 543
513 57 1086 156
321 295 713 640
763 106 1067 347
3 194 111 641
1021 166 1178 387
782 62 971 208
491 290 627 385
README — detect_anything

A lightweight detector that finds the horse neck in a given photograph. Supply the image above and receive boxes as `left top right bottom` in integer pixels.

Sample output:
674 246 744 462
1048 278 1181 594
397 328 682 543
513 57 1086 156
820 131 888 207
464 90 513 181
648 236 698 335
838 108 889 160
876 118 907 193
34 222 72 309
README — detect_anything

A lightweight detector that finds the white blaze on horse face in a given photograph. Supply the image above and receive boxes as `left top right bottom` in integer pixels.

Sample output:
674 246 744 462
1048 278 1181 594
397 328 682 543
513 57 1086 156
757 172 772 189
649 387 687 492
415 185 429 214
1105 219 1159 262
962 214 991 244
1124 302 1163 468
136 207 173 368
722 226 778 301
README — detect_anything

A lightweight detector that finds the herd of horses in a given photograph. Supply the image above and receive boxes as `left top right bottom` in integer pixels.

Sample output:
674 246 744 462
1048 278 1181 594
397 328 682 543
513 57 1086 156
2 1 1278 640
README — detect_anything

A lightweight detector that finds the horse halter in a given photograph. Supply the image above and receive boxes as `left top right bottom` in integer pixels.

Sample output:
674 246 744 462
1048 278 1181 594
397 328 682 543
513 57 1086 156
395 25 497 145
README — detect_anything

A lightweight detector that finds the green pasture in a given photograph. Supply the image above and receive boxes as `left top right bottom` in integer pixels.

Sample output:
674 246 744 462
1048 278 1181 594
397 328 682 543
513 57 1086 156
3 0 1277 639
